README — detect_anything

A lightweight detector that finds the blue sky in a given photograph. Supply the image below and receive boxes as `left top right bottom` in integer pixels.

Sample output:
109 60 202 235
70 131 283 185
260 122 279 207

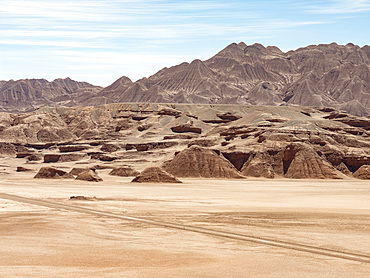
0 0 369 86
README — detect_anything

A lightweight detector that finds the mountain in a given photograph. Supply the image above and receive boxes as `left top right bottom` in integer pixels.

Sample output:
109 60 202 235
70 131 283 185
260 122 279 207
0 77 102 113
93 42 370 116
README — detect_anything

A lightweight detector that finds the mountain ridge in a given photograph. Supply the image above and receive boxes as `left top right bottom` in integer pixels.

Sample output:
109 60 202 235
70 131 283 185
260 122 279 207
93 42 369 116
1 42 369 116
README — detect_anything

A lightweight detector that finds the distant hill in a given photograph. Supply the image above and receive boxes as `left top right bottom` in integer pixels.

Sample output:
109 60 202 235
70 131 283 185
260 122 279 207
0 77 102 113
1 42 369 116
93 42 369 116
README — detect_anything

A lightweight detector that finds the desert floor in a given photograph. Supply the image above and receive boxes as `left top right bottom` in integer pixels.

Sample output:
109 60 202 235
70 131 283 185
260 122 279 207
0 168 369 277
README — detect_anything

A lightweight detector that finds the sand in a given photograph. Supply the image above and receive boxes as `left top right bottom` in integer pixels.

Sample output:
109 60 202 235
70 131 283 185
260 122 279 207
0 168 369 277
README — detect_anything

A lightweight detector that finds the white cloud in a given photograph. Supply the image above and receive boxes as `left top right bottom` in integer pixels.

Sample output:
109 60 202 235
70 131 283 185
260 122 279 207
309 0 370 14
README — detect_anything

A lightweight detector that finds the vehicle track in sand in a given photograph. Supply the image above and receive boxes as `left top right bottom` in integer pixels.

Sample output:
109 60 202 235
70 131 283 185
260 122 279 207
1 192 369 264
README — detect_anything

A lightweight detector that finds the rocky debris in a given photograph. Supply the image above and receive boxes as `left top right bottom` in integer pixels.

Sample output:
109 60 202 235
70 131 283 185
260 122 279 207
27 154 42 161
131 115 148 121
171 123 202 134
44 153 86 163
69 196 97 201
26 143 55 150
0 142 16 155
353 165 370 179
34 167 73 179
90 153 118 161
136 144 149 151
216 112 241 122
16 152 34 158
75 169 103 182
163 145 244 178
109 166 140 177
59 145 90 152
100 143 120 152
44 154 61 163
163 134 195 140
158 108 182 117
16 166 32 172
126 141 178 151
283 143 340 179
131 167 182 183
137 124 151 131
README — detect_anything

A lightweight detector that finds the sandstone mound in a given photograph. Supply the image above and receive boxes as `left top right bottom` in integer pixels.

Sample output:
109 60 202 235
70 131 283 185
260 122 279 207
162 146 244 178
241 158 275 178
34 167 73 179
283 143 340 179
131 167 181 183
109 167 140 177
75 170 103 182
353 165 370 179
70 167 91 176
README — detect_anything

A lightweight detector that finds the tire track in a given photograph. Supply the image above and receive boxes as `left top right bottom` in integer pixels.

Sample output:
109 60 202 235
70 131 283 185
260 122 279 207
1 192 369 263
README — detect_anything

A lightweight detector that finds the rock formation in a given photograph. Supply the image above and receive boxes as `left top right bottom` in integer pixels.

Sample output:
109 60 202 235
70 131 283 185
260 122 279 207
131 167 182 183
162 146 244 178
75 169 103 182
353 165 370 179
34 167 73 179
282 143 340 179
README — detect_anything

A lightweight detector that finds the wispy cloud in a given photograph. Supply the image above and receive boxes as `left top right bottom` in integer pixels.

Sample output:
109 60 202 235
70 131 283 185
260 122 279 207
309 0 370 14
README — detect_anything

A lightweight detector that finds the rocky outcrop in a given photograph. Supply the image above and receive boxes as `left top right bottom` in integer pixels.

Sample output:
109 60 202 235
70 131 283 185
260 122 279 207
34 167 73 179
171 123 202 134
59 145 90 152
69 168 91 176
353 165 370 179
100 143 120 152
109 166 140 177
75 169 103 182
131 167 182 183
283 143 340 179
163 146 244 178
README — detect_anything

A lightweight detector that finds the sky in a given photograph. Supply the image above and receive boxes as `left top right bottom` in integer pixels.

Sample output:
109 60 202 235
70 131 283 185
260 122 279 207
0 0 369 87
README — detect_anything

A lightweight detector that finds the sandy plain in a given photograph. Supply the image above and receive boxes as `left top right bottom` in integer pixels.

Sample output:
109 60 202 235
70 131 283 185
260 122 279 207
0 161 369 277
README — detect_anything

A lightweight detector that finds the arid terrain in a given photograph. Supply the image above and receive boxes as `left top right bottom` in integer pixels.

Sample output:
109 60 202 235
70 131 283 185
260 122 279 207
0 170 369 277
0 102 369 277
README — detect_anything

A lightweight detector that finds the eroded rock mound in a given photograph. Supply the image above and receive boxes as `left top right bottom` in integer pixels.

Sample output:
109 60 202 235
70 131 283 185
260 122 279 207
163 146 244 178
241 159 275 178
171 123 202 134
283 143 340 179
131 167 182 183
109 167 140 177
69 168 91 176
353 165 370 179
75 169 103 182
34 167 73 179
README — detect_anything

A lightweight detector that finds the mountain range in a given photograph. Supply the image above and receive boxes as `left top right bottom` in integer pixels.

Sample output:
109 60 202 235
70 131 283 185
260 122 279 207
0 42 369 116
